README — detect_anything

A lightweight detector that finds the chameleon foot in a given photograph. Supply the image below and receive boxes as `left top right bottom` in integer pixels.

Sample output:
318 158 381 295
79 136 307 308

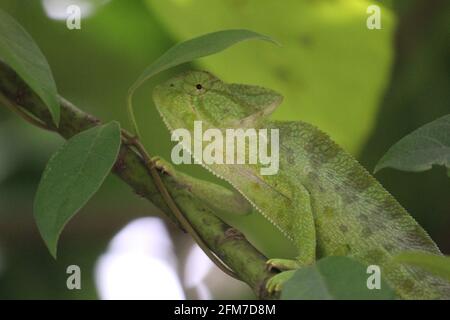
266 258 301 271
266 270 296 293
150 157 177 177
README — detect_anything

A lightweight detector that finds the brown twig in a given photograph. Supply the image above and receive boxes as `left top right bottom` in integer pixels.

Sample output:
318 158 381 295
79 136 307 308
0 62 276 299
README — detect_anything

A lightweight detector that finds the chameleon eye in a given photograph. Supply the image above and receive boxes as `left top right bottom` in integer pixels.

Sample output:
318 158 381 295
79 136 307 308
182 77 208 96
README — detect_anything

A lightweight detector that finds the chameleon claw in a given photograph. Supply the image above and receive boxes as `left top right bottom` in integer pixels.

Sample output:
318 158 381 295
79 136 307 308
266 260 277 272
266 277 282 294
149 156 160 168
266 270 297 294
266 259 301 294
266 258 301 271
150 157 176 177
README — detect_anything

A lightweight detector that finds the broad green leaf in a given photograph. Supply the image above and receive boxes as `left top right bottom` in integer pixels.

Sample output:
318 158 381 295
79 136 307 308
281 256 395 300
146 0 395 153
127 29 277 136
34 122 121 257
0 9 60 125
393 251 450 282
130 29 277 91
375 114 450 174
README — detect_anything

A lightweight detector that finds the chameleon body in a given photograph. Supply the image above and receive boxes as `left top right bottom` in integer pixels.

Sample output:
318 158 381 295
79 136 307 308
153 70 450 299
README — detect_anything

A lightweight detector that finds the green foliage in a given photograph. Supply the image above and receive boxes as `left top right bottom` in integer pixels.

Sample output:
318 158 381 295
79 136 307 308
393 252 450 282
127 29 277 137
375 114 450 175
34 122 121 257
0 0 448 300
0 9 59 125
146 0 395 153
281 256 395 300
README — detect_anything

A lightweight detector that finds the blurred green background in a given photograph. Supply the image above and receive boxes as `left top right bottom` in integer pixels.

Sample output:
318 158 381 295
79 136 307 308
0 0 448 299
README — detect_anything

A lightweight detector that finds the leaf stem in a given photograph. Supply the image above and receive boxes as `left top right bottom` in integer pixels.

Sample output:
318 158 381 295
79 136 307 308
126 90 141 138
120 128 239 279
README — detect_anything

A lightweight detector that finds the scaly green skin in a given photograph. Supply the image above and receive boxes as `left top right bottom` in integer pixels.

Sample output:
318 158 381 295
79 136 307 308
153 70 450 299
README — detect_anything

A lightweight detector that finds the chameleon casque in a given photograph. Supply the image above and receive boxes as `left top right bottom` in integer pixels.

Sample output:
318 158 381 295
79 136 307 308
152 70 450 299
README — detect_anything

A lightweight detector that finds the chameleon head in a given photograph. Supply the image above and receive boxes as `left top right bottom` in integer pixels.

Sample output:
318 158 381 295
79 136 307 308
152 70 283 132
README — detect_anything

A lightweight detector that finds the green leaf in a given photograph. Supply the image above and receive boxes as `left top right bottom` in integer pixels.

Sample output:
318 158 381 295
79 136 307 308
281 256 395 300
34 122 121 257
0 9 60 126
130 29 277 92
375 114 450 174
146 0 395 153
127 29 277 136
393 251 450 282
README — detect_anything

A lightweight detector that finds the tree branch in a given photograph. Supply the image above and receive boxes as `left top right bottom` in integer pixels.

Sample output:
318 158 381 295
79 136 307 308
0 62 276 299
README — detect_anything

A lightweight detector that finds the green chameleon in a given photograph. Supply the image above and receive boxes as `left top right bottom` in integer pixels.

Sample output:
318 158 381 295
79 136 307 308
152 70 450 299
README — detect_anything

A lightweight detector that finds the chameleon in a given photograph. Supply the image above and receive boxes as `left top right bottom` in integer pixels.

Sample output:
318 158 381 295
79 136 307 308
152 70 450 299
